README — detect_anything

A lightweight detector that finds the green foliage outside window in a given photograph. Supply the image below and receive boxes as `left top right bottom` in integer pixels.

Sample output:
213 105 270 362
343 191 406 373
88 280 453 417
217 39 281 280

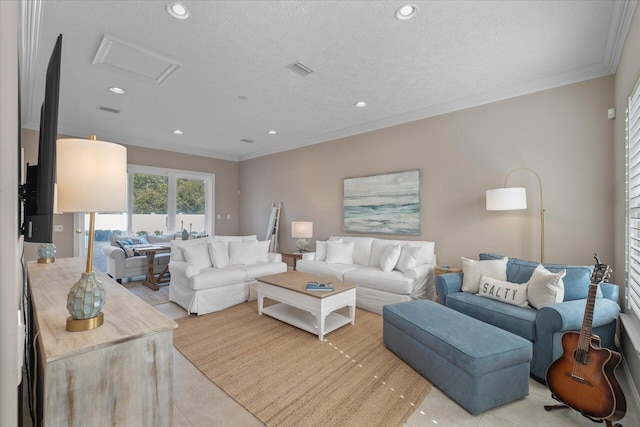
132 174 205 215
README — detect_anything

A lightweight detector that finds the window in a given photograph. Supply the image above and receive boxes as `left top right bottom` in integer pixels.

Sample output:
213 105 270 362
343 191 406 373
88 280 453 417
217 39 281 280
626 76 640 318
127 165 214 237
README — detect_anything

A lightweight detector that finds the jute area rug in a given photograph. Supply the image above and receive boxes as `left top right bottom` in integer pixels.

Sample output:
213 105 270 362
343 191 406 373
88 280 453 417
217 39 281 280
173 301 432 427
121 280 170 306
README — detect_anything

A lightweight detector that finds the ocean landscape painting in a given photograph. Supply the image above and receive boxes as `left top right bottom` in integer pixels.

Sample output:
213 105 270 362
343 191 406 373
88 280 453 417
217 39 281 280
343 170 421 234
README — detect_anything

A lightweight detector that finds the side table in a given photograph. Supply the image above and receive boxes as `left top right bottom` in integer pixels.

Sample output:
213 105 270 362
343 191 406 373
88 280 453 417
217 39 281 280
281 252 303 270
435 265 462 276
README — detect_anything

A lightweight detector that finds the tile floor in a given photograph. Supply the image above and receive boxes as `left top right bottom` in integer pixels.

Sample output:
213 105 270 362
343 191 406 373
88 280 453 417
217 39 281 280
155 301 640 427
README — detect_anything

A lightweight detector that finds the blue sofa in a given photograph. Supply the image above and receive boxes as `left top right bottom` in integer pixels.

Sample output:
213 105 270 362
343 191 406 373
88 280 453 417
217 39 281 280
435 253 621 382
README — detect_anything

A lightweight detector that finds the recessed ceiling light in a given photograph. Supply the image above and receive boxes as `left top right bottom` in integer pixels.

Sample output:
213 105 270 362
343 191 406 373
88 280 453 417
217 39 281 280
166 2 190 20
267 130 277 135
395 4 418 20
355 101 367 108
109 86 126 94
173 129 184 135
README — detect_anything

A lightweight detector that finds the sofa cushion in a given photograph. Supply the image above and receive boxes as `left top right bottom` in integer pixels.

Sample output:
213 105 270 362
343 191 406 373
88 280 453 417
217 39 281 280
229 241 258 265
461 256 508 294
369 239 405 267
208 240 230 268
242 261 287 279
295 259 361 280
527 264 565 309
326 241 355 264
183 241 212 270
147 234 175 243
256 240 270 262
380 244 401 272
189 267 248 291
114 240 148 258
396 246 422 273
314 240 331 261
344 267 414 295
478 275 528 308
479 253 599 301
446 292 537 341
330 236 373 266
171 236 217 261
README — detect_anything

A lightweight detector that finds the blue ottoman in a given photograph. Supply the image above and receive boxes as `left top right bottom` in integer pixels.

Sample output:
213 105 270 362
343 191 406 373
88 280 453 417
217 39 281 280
383 300 532 414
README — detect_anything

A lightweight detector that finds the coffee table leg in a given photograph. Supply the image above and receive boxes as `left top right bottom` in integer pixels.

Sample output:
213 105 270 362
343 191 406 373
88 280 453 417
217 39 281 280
257 293 264 315
317 312 326 341
349 303 356 325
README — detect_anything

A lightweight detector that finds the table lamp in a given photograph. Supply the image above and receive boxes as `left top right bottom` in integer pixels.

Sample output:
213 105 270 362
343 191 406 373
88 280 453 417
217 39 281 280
292 221 313 252
56 135 127 331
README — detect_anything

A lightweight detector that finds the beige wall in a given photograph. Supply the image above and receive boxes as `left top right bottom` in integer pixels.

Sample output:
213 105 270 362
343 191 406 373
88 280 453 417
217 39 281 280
614 3 640 410
21 129 240 262
240 76 615 271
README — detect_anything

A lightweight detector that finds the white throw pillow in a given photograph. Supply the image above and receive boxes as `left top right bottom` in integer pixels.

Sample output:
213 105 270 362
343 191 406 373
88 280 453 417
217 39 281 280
229 241 258 265
478 275 529 307
380 244 402 272
325 241 354 264
256 240 270 262
314 239 341 261
395 246 422 273
461 256 508 294
527 264 566 309
183 242 212 270
208 240 230 268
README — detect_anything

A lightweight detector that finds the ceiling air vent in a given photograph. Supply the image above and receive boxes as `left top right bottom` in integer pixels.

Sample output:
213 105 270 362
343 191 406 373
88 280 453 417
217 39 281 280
286 61 314 77
241 138 255 143
98 106 120 114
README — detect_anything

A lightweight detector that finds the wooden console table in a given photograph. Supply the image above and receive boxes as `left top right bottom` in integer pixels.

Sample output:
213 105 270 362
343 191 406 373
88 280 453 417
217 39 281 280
137 244 171 290
27 258 177 426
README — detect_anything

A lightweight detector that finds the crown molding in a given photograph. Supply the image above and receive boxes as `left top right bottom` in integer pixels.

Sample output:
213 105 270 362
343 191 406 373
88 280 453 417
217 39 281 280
19 0 42 127
604 0 637 73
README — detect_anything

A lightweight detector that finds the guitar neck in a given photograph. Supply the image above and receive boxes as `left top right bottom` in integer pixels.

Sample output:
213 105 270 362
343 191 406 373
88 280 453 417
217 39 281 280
577 281 599 351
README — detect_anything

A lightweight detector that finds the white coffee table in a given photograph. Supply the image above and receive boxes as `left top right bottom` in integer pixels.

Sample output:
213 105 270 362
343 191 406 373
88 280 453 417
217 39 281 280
256 271 357 341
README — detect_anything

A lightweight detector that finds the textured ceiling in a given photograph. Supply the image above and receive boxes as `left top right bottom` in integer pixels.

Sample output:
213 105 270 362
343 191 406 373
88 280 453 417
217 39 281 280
21 0 636 161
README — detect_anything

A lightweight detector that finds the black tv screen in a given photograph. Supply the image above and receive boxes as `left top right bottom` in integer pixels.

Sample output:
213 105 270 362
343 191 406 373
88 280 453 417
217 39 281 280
21 34 62 243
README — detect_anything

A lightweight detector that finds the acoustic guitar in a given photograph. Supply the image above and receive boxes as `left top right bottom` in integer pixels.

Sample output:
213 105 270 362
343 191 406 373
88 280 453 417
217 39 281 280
545 255 626 426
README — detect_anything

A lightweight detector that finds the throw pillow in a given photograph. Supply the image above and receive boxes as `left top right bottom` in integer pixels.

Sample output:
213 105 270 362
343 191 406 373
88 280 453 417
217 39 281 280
325 241 354 264
208 240 230 268
229 241 258 265
380 243 402 272
315 239 341 261
114 239 137 258
461 256 508 294
527 264 566 309
395 246 422 273
183 242 212 270
477 275 529 307
256 240 270 262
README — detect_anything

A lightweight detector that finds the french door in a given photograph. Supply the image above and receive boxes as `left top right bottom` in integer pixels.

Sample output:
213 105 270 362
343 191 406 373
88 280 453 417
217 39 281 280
74 165 214 269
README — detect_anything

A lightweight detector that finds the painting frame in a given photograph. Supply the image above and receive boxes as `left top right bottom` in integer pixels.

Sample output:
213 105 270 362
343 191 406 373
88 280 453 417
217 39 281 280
343 170 421 235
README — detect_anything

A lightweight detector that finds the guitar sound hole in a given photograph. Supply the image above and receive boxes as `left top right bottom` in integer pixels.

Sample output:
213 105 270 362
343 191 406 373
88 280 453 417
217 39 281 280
573 349 590 365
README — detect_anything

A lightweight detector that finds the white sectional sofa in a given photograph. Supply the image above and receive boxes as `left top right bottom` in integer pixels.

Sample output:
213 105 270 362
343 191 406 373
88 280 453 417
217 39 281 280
295 236 437 314
169 235 287 315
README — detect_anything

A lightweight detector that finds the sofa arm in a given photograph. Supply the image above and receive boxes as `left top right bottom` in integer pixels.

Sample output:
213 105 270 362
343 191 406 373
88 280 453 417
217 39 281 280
169 260 200 279
537 298 621 332
302 252 316 261
267 253 282 263
435 273 463 305
102 245 125 279
599 282 619 302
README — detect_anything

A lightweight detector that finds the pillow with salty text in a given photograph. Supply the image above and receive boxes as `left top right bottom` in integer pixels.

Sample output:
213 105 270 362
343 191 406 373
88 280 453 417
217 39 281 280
527 264 566 309
395 246 422 273
461 256 508 294
325 241 354 264
478 275 529 307
380 243 402 272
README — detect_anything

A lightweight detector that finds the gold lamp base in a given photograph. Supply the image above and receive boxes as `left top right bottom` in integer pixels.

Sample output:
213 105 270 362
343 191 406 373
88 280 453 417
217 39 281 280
66 312 104 332
37 257 55 264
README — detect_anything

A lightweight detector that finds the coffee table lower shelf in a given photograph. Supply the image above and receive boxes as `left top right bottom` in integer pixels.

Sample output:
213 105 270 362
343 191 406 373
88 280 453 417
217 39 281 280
261 303 352 339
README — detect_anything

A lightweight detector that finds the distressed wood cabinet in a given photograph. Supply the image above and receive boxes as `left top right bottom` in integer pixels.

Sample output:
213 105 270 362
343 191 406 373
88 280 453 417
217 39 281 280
28 257 177 426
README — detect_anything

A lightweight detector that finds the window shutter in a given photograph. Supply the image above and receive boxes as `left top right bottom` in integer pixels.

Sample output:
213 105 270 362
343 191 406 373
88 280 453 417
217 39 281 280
626 77 640 317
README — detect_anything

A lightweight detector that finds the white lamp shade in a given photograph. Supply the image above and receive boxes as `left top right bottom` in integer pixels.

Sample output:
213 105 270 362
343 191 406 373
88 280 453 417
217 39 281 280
291 221 313 239
56 138 127 212
486 187 527 211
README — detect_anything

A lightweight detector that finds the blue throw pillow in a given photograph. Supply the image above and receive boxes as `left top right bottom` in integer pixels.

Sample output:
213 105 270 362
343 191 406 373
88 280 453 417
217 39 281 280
115 239 139 258
479 253 601 301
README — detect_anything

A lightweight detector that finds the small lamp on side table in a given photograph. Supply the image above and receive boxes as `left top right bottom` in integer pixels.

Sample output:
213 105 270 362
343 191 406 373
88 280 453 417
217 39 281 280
56 135 127 332
292 221 313 252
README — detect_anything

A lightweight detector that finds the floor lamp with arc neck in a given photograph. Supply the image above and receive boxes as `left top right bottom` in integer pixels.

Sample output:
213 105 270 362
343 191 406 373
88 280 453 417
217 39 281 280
486 167 545 263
